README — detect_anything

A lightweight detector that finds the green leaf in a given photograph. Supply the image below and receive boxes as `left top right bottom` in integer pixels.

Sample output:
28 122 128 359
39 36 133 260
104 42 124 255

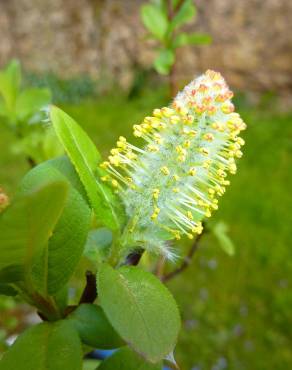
0 320 83 370
154 49 175 75
98 347 162 370
97 264 181 362
84 228 113 265
170 0 196 31
15 87 51 121
141 4 168 41
0 60 21 112
0 181 68 281
212 221 235 256
42 127 65 160
0 284 17 296
19 157 91 295
50 106 123 231
0 265 23 284
68 304 124 349
173 32 212 48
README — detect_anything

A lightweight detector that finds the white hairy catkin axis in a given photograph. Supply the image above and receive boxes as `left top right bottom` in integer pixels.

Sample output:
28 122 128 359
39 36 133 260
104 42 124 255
101 70 246 259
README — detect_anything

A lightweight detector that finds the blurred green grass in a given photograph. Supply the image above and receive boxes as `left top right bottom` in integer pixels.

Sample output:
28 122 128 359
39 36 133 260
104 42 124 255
0 90 291 370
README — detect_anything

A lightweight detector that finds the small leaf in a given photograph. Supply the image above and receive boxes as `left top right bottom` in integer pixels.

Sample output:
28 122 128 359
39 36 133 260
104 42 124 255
169 0 196 31
97 264 181 362
98 347 162 370
0 181 68 280
0 321 83 370
173 32 212 48
212 221 235 256
141 4 168 40
68 304 124 349
50 106 124 231
154 49 175 75
15 88 51 121
84 228 113 265
0 59 21 112
0 283 17 296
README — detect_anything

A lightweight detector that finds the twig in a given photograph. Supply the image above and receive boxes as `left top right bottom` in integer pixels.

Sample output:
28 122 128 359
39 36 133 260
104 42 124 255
166 0 185 97
124 248 144 266
162 231 204 282
155 255 167 279
79 271 97 304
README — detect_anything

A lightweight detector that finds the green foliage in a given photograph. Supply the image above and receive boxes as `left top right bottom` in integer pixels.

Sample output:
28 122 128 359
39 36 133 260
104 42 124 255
0 180 68 284
24 71 97 104
210 221 235 256
68 304 124 349
0 321 83 370
141 4 168 40
0 60 62 164
154 49 175 75
98 347 162 370
140 0 211 76
84 228 113 266
49 106 125 231
19 157 91 295
97 264 181 362
0 88 291 370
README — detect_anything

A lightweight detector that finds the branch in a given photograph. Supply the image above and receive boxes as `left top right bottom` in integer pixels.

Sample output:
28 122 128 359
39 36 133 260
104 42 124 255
124 248 144 266
162 231 204 282
79 271 97 304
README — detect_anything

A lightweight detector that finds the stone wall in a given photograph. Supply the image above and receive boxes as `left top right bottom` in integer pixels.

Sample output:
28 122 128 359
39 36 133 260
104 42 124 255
0 0 291 93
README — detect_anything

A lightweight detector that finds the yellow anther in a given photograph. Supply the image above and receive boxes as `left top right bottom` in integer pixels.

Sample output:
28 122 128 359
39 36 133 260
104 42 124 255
152 188 160 199
208 188 215 195
109 155 121 167
183 140 191 148
183 115 194 125
101 176 109 182
119 136 126 143
204 133 214 142
100 161 110 169
172 187 180 193
205 209 212 217
170 115 180 124
126 151 137 160
161 107 175 117
174 231 181 240
173 174 180 181
229 163 237 174
200 147 209 156
187 211 193 220
221 102 234 114
112 179 119 188
178 155 186 162
217 169 227 178
134 130 142 137
212 122 224 132
188 167 197 176
147 144 159 152
178 107 188 116
110 148 120 155
192 222 203 234
160 166 170 176
235 150 243 158
236 137 245 146
187 233 194 240
153 109 162 118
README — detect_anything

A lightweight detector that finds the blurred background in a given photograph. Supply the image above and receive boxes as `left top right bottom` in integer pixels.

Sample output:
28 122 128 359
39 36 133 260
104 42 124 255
0 1 291 369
